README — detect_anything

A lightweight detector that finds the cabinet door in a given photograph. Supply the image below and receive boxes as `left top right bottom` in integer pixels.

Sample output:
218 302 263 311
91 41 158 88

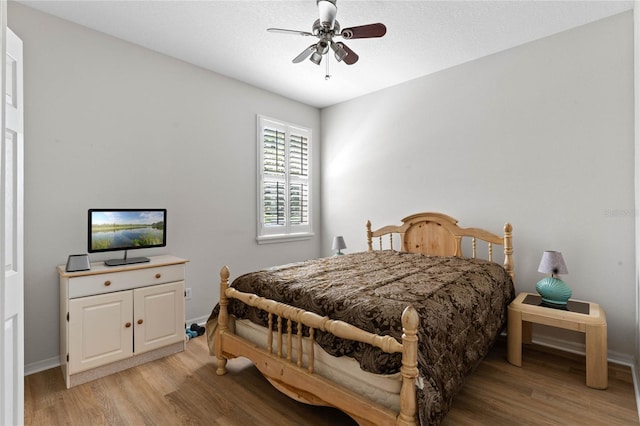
134 281 184 354
68 291 133 374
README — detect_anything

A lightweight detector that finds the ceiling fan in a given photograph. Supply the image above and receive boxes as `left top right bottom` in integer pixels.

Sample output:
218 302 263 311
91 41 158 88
267 0 386 68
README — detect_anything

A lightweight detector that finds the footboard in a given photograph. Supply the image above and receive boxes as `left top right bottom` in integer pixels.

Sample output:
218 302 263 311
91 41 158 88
214 266 419 426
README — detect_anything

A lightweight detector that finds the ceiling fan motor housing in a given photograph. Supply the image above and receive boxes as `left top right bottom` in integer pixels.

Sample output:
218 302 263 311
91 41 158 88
312 19 340 38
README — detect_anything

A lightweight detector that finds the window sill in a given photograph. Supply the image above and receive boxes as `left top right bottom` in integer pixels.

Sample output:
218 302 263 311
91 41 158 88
257 232 315 245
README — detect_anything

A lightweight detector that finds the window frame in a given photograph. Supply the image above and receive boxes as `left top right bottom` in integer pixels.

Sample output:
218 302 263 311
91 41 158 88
257 115 313 244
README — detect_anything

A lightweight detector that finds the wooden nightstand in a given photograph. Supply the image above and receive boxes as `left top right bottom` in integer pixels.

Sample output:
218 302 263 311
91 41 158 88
507 292 607 389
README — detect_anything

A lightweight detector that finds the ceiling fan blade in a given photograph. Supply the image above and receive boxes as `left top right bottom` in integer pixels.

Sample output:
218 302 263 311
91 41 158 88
341 23 387 39
317 0 337 29
338 42 359 65
267 28 314 37
292 44 317 63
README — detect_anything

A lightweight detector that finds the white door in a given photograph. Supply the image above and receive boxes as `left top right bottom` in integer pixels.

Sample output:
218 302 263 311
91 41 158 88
1 22 24 426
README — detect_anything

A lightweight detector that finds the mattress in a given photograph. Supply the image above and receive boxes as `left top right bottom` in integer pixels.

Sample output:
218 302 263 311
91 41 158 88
234 318 403 410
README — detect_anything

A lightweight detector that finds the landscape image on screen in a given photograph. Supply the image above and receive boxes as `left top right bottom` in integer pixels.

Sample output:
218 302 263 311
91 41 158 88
91 210 165 251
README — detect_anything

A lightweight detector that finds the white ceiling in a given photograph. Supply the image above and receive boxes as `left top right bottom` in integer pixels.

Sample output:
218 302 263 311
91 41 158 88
15 0 634 108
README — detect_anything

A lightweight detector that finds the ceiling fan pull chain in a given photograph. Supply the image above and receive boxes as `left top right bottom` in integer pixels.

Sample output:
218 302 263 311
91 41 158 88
325 58 331 80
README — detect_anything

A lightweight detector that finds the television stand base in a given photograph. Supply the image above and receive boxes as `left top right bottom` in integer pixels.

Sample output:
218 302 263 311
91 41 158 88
104 257 150 267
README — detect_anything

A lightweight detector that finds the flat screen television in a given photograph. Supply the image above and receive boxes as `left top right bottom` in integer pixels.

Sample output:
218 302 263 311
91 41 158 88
88 209 167 266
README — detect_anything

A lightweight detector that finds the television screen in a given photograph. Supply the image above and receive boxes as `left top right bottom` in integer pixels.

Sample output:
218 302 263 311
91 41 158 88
88 209 166 265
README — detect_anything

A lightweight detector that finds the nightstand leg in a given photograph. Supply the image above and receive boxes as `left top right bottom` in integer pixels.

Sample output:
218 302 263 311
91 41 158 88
585 323 608 389
507 307 522 366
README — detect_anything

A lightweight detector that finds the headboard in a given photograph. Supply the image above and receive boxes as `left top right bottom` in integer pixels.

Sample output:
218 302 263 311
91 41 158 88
366 212 514 281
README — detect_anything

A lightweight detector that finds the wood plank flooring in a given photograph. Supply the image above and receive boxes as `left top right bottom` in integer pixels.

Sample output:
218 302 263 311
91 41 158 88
25 336 638 425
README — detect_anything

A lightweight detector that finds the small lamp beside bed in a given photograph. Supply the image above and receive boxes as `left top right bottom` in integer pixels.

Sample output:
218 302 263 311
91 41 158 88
536 250 571 306
332 236 346 255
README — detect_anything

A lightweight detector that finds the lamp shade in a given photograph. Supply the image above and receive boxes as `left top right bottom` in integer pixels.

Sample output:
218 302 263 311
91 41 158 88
332 236 346 251
537 251 568 276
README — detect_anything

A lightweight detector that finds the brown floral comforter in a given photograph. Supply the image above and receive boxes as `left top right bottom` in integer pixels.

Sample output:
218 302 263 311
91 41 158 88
211 250 514 425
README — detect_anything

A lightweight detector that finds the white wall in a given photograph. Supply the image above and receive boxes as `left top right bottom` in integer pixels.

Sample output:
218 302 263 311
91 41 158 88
8 3 321 369
11 2 636 368
321 12 635 359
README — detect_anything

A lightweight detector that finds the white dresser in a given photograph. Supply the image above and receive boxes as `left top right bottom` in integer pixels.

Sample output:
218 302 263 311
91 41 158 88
58 254 188 388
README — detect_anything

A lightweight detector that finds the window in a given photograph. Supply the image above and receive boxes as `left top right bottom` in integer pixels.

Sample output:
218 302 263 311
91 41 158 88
257 115 312 242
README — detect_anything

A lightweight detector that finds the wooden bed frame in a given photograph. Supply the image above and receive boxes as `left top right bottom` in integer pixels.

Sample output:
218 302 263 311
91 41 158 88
212 212 514 425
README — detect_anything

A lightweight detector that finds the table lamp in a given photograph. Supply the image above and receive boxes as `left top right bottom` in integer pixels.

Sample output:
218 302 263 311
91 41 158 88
332 236 346 256
536 250 570 306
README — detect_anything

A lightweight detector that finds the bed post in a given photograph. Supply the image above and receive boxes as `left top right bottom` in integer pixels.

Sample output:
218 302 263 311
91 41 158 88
216 265 230 376
397 306 419 426
366 220 373 251
503 223 515 282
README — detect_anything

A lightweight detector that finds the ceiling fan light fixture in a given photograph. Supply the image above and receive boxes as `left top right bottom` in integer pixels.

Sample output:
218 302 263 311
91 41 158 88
310 51 323 65
317 40 329 55
331 42 347 62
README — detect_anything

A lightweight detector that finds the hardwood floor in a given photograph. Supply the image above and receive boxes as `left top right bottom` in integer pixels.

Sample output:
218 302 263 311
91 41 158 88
442 340 638 426
25 336 638 425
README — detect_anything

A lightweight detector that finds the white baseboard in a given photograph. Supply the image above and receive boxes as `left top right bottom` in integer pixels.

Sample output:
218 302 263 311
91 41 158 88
531 334 634 366
186 314 211 327
25 355 60 376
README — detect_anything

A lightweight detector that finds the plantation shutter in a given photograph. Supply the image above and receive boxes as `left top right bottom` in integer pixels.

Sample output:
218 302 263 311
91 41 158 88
289 133 308 226
258 116 312 240
263 128 286 226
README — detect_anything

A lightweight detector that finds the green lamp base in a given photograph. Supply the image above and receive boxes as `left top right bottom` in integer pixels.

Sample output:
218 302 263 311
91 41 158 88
535 277 571 306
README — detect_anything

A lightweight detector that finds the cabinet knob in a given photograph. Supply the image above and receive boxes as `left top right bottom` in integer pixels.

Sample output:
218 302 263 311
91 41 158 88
104 280 111 286
155 273 161 279
125 322 131 328
137 319 144 325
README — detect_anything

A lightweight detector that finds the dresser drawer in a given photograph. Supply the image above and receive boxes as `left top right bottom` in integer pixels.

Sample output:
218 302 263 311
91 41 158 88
68 264 185 299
